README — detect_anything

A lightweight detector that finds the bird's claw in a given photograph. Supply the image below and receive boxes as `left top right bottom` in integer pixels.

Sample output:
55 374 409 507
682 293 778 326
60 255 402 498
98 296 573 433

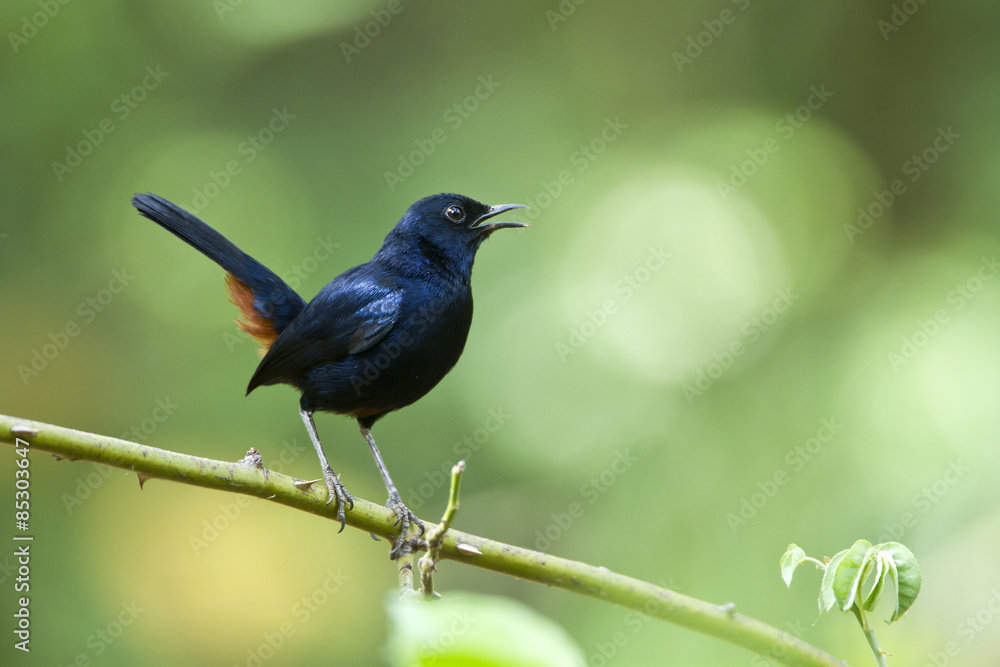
322 466 353 533
386 493 424 559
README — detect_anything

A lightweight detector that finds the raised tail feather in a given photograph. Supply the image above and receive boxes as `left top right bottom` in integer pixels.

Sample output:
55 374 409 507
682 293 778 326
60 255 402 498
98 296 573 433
131 193 305 348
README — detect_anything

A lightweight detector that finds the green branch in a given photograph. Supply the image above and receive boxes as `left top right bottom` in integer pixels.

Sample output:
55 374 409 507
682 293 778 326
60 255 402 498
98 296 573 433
419 460 466 599
1 414 847 667
852 606 887 667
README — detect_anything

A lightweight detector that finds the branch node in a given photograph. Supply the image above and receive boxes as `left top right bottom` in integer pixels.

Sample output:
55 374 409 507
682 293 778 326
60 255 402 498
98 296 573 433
237 447 264 469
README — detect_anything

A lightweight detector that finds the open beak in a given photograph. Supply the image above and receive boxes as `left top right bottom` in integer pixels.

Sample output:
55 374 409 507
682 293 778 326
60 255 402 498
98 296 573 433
471 204 531 232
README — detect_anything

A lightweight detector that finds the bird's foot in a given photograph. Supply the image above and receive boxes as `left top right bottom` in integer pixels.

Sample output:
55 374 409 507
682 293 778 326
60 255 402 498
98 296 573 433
322 466 354 532
386 492 424 560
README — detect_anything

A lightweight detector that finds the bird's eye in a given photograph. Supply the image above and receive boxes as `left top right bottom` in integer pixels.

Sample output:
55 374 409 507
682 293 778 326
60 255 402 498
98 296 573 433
444 205 465 223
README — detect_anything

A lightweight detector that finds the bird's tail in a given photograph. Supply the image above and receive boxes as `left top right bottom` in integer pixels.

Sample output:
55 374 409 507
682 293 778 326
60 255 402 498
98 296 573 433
131 193 305 349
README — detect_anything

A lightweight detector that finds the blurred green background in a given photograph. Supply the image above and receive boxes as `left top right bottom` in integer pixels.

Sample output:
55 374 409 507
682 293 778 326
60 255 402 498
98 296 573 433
3 1 999 665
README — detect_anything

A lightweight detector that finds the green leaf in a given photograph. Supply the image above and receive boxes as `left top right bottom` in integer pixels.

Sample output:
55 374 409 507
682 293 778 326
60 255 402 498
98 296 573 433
862 550 889 611
819 549 848 614
877 542 922 623
832 539 874 611
385 591 586 667
781 544 808 587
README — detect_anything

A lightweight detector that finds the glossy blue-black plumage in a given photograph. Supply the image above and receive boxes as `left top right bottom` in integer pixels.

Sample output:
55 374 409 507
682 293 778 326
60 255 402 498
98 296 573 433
133 192 525 429
251 193 514 427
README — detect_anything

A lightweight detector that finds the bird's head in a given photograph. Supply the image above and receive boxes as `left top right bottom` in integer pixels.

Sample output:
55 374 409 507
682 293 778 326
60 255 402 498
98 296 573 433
379 193 529 273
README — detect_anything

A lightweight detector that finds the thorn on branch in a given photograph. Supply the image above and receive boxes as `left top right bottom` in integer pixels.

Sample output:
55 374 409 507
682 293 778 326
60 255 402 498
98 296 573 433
11 424 40 438
456 542 481 556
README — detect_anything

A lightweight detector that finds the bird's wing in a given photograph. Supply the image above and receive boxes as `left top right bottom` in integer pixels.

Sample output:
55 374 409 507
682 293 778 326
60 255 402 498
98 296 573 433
246 269 403 392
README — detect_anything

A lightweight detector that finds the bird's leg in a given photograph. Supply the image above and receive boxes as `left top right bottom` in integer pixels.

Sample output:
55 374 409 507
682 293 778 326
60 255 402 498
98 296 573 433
360 425 424 559
299 409 353 532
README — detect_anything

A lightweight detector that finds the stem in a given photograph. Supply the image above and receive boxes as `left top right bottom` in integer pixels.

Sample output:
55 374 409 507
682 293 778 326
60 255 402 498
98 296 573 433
419 460 465 598
852 605 887 667
0 414 847 667
397 556 416 598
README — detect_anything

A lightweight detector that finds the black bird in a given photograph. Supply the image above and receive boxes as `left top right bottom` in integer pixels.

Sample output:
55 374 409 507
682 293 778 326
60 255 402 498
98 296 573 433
131 193 528 556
